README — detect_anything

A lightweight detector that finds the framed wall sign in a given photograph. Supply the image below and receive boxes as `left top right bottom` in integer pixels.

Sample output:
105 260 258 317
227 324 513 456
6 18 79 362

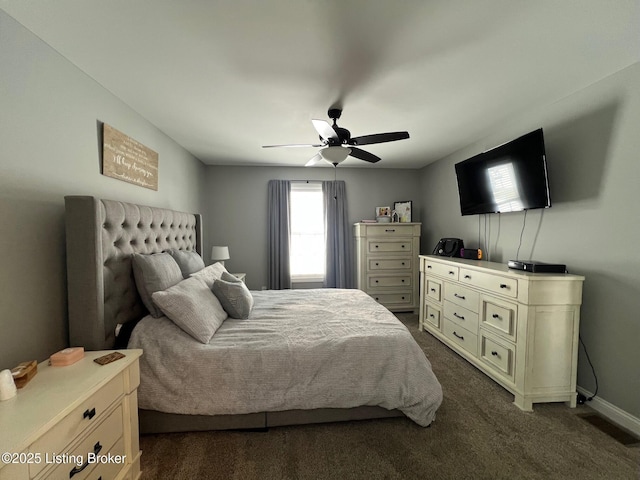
102 123 158 190
394 201 412 222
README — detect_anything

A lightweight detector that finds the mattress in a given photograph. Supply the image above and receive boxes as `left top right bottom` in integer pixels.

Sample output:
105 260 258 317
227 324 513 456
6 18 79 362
128 288 442 426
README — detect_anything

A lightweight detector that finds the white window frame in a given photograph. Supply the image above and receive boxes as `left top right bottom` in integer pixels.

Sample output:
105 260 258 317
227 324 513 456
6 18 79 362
290 182 325 282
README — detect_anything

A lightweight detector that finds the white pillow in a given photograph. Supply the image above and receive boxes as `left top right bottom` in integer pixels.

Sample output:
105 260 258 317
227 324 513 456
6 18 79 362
152 276 228 343
189 262 228 288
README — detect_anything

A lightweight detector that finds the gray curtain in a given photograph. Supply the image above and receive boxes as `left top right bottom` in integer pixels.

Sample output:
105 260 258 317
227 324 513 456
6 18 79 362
323 180 354 288
267 180 292 289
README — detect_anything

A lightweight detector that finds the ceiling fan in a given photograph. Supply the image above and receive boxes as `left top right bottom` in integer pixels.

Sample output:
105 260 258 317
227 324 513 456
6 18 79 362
262 108 410 166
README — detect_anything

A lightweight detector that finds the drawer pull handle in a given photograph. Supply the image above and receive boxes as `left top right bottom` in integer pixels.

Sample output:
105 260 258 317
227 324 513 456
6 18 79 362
401 262 405 266
453 312 465 320
464 274 471 279
453 331 464 340
401 279 405 283
492 314 500 319
491 350 501 358
401 296 405 300
375 262 379 266
83 407 96 420
449 271 455 275
454 293 465 300
427 265 432 269
375 280 379 283
69 442 102 477
430 288 436 292
375 245 379 248
500 284 509 289
385 229 396 232
429 314 435 318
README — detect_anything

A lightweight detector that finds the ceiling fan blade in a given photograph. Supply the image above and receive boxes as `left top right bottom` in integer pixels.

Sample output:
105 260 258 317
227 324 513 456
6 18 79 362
349 131 410 146
305 153 323 167
262 143 324 148
349 147 381 163
312 119 339 142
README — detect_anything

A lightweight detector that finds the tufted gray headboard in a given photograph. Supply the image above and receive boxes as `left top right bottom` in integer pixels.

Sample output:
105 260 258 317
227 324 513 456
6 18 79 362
65 196 202 350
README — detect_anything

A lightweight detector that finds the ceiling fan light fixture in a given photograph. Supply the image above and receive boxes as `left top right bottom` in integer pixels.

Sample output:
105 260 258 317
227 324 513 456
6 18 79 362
320 146 351 164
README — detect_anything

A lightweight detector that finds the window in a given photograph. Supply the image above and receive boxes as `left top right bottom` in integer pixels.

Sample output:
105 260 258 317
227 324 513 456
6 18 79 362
290 182 325 281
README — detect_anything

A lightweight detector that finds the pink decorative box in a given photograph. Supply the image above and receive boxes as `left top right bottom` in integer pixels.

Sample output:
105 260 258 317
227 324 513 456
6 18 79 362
50 347 85 367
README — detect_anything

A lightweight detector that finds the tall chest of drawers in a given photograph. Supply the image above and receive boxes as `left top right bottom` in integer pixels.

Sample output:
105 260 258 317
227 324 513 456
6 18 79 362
355 223 421 312
419 256 584 411
0 350 142 480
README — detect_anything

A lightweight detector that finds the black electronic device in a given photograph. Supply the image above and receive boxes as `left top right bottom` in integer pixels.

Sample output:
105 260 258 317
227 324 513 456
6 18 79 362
432 238 463 257
455 129 551 216
507 260 567 273
460 248 482 260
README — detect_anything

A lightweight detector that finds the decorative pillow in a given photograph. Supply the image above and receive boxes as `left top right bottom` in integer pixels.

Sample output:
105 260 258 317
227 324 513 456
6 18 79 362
132 253 183 318
212 278 254 319
221 271 242 283
166 249 205 278
190 262 228 288
152 276 228 343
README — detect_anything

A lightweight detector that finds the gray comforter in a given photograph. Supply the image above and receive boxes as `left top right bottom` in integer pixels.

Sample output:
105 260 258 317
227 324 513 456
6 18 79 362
128 288 442 426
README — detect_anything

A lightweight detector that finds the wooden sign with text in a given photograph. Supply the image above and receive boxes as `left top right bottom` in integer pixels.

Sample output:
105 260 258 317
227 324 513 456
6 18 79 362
102 123 158 190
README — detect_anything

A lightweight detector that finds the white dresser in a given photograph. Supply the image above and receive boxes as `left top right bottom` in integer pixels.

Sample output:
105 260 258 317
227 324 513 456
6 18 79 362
419 256 584 411
0 350 142 480
355 223 421 312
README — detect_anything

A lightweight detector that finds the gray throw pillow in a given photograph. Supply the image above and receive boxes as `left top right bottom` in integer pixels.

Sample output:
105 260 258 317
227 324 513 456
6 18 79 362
212 278 254 319
166 249 205 278
132 253 183 318
221 271 242 283
152 277 228 343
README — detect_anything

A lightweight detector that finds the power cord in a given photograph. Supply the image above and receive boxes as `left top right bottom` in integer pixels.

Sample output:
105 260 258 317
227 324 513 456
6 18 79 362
515 209 528 260
577 334 599 404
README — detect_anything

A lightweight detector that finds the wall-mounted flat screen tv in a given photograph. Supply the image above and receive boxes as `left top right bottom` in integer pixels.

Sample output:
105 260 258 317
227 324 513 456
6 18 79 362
455 128 551 216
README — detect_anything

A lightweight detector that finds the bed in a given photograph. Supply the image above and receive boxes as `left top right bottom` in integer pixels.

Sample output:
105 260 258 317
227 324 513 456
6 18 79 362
64 196 442 433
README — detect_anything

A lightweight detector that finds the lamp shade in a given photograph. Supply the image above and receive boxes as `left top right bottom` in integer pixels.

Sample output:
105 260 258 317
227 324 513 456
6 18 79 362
211 246 230 262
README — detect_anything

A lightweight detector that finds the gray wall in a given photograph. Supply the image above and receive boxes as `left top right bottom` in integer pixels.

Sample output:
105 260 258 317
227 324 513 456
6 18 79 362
419 62 640 417
0 12 206 369
204 165 422 290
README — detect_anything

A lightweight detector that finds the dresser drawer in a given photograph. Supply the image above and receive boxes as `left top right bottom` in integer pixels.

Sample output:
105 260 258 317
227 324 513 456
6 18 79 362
371 292 413 307
367 239 412 254
423 260 459 280
38 404 124 480
424 303 442 329
444 300 479 332
361 225 417 237
444 284 479 312
426 278 442 303
460 268 518 298
367 274 412 288
368 258 412 271
30 374 124 478
481 296 517 341
443 319 478 356
480 334 515 382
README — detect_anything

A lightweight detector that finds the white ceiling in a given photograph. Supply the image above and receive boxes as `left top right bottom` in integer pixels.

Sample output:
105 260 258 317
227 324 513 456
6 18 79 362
2 0 639 168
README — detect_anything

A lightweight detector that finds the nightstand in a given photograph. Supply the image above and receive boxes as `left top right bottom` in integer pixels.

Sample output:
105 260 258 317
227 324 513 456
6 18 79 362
0 350 142 480
231 273 246 283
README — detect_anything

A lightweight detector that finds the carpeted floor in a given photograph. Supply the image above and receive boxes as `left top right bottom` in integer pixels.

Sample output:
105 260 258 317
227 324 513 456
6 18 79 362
139 314 639 479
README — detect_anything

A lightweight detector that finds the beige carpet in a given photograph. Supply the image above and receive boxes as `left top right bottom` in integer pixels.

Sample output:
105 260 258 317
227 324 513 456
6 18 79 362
140 314 639 479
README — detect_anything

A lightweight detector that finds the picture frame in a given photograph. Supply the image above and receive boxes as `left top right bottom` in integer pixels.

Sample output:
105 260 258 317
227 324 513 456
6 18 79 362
394 201 412 223
375 206 391 218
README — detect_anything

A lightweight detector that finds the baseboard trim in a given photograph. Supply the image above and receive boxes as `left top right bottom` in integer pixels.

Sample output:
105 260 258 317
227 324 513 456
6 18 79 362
577 386 640 437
